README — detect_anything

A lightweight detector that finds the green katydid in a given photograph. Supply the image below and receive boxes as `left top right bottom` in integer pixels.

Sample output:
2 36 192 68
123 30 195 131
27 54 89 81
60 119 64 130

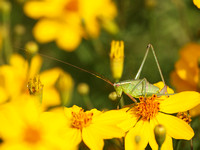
27 44 168 103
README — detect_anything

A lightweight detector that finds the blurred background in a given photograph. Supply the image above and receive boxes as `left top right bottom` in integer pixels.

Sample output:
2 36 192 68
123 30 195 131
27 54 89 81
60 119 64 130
0 0 200 149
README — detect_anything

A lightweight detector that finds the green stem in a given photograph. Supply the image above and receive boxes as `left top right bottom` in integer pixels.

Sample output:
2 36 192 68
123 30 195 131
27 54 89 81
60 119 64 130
119 96 124 108
1 1 12 63
83 94 93 109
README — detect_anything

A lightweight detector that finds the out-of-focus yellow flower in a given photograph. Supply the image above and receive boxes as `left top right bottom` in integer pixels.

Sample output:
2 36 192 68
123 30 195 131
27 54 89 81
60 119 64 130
0 54 74 109
0 95 76 150
23 0 117 51
41 105 127 149
118 82 200 150
170 43 200 117
193 0 200 8
110 40 124 81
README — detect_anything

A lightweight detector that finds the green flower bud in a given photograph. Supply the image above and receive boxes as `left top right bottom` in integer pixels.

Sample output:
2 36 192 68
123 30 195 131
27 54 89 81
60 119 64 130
77 83 89 95
154 124 166 147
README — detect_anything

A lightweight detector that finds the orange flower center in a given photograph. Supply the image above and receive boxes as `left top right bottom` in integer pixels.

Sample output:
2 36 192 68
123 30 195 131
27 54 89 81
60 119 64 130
177 112 192 124
65 0 79 12
71 109 93 129
23 126 41 144
135 94 160 121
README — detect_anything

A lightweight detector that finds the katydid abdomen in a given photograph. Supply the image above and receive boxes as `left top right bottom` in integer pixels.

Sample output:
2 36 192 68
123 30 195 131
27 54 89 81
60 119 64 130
113 79 160 98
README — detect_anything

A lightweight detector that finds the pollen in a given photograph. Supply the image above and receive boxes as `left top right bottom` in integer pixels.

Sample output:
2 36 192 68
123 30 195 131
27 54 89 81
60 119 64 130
27 76 43 95
23 126 41 144
71 108 93 129
135 94 160 121
177 112 192 124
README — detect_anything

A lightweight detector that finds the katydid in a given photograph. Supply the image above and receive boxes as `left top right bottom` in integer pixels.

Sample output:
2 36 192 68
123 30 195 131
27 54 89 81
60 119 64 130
26 44 167 103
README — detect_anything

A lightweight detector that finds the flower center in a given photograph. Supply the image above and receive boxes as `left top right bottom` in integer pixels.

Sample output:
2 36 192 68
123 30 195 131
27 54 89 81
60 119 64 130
135 94 160 121
71 109 93 129
27 76 43 95
65 0 79 12
177 112 192 124
23 126 41 144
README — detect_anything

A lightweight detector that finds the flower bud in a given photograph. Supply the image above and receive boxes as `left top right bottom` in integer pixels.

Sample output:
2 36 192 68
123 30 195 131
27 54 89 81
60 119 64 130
108 91 118 101
56 71 74 106
135 135 141 144
77 83 90 95
154 124 166 147
110 40 124 81
25 41 38 55
14 24 26 36
0 1 11 13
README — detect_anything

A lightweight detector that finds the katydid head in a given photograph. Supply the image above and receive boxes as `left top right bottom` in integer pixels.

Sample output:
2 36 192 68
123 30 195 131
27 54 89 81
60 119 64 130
113 83 123 97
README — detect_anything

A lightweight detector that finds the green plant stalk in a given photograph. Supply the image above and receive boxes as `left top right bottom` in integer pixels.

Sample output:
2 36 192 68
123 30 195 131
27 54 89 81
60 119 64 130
82 94 93 109
2 1 13 63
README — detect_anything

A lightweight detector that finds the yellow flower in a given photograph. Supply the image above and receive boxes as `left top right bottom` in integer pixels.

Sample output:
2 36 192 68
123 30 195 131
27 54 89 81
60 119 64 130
0 95 76 150
170 43 200 117
41 105 127 150
23 0 117 51
110 40 124 81
193 0 200 8
0 54 74 109
118 82 200 150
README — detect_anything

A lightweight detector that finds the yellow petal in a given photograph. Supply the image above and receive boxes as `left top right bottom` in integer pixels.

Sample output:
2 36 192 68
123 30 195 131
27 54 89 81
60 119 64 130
42 87 60 109
56 25 82 51
33 19 60 43
125 120 150 150
28 54 42 78
161 135 173 150
0 87 8 104
40 68 62 86
189 104 200 117
156 112 194 140
41 111 82 148
93 109 129 124
180 43 200 67
23 1 63 19
170 71 196 92
153 81 174 94
175 58 198 87
118 108 138 131
194 0 200 8
86 123 124 139
82 126 104 150
159 91 200 113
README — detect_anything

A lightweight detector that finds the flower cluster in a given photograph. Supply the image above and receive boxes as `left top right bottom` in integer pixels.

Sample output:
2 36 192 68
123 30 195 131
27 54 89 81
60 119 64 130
0 53 200 149
23 0 117 51
170 43 200 117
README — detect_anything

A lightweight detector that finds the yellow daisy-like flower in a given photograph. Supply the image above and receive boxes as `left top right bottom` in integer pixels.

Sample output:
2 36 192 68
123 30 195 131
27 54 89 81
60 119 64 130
23 0 117 51
118 82 200 150
0 54 74 109
193 0 200 8
170 43 200 117
41 105 127 150
0 95 76 150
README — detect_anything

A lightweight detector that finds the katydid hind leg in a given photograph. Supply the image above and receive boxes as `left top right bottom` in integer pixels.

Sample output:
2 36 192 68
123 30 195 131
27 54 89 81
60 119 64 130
135 44 166 87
